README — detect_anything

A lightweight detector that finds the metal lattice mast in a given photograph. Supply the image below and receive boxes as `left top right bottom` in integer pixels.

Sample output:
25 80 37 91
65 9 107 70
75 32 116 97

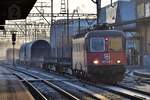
60 0 67 14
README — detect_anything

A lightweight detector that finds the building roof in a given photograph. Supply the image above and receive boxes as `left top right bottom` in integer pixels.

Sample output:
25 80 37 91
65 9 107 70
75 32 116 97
0 0 36 25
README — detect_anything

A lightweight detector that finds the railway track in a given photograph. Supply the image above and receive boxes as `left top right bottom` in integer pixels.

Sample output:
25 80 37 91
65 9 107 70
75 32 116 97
81 73 150 100
10 70 80 100
121 71 150 94
13 73 48 100
7 66 109 100
117 84 150 96
142 80 150 85
79 79 150 100
13 73 76 100
5 64 150 100
96 84 150 100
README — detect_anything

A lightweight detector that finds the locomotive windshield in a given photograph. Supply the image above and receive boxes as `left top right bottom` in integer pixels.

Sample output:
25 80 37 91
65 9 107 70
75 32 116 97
90 37 105 52
109 37 123 51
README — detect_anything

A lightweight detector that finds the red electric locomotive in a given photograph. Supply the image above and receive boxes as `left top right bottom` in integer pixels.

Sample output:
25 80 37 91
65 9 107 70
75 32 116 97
72 30 126 83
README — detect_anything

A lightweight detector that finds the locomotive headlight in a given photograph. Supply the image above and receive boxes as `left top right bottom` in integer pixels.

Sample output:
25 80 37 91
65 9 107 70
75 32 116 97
117 60 121 64
93 60 99 65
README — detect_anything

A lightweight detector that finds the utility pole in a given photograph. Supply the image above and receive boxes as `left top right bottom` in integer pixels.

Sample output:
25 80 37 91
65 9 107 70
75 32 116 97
51 0 53 26
34 22 37 40
67 0 69 52
111 0 114 7
91 0 101 25
51 0 53 39
25 19 27 43
11 32 16 66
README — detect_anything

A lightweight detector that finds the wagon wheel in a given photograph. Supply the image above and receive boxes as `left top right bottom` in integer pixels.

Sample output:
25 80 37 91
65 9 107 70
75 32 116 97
73 63 78 76
82 71 88 80
71 67 75 75
79 70 83 79
48 64 51 70
79 63 84 79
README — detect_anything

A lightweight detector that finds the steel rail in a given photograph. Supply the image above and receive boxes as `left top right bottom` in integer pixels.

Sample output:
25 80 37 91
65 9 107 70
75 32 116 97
8 67 80 100
98 84 150 100
13 73 47 100
80 80 150 100
7 66 110 100
17 66 110 100
5 64 150 100
116 84 150 96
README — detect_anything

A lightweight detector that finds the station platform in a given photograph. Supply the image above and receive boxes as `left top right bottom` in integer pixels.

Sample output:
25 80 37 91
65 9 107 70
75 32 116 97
126 65 150 78
0 66 34 100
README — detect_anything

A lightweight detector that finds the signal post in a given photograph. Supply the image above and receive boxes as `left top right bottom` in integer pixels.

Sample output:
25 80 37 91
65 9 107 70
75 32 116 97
12 32 16 66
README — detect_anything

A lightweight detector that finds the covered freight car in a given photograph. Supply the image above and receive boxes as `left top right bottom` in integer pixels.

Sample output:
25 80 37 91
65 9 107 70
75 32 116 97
19 40 51 67
50 19 96 73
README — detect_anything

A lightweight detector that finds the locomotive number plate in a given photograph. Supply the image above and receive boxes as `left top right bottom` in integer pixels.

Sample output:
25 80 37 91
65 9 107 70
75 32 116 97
102 53 110 64
104 53 110 60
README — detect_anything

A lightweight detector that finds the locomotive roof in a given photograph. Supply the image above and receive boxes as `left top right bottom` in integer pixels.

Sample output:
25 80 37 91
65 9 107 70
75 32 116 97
73 30 124 39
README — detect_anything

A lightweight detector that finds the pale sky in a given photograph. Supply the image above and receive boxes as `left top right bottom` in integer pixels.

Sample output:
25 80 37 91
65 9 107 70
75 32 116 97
28 0 118 22
34 0 118 13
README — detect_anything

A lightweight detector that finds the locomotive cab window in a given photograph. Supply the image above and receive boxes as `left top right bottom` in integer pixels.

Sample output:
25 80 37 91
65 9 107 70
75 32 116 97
90 37 105 52
109 37 122 51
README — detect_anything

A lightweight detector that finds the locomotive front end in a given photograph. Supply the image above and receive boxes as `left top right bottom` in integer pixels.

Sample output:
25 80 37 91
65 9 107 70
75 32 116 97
86 30 126 83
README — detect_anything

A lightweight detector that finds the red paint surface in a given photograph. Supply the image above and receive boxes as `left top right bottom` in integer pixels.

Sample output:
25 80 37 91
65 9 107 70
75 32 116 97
87 51 127 65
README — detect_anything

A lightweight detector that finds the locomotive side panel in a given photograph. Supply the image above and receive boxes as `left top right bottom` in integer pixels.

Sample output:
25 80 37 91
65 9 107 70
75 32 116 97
72 38 87 72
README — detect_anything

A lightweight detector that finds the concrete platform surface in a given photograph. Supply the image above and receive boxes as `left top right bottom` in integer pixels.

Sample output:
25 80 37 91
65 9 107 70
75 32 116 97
0 66 34 100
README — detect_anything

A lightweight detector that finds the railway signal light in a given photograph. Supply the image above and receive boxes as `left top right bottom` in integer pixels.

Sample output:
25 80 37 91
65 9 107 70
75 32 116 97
12 33 16 45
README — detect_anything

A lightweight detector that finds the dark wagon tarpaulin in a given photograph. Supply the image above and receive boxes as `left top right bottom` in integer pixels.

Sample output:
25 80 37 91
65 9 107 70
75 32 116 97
19 40 51 65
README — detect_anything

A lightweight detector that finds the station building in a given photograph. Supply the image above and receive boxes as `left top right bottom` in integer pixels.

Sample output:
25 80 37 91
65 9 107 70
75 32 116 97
100 0 150 66
136 0 150 66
